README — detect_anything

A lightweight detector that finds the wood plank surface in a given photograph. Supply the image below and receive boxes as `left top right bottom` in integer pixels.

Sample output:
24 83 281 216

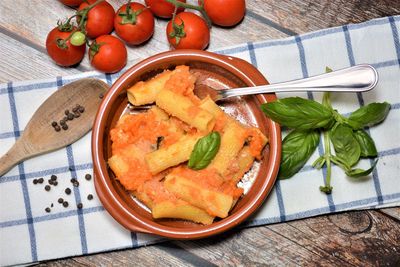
249 0 400 34
38 210 400 266
0 0 399 266
0 0 287 83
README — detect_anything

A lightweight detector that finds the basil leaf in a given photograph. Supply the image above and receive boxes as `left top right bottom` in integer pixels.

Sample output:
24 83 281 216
278 129 320 179
353 130 377 157
345 160 378 178
325 66 333 73
261 97 334 130
347 102 390 129
188 132 221 170
330 124 361 167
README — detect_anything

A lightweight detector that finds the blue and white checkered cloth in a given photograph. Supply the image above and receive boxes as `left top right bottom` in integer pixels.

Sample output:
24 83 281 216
1 16 399 266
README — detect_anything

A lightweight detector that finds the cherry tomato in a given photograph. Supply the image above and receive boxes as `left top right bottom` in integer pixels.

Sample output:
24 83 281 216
59 0 84 7
70 31 86 46
200 0 245 27
46 26 86 67
89 35 127 73
78 0 115 39
145 0 186 19
166 12 210 50
114 2 154 45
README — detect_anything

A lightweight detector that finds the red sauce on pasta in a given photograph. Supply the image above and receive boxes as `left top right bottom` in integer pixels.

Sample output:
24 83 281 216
108 65 268 223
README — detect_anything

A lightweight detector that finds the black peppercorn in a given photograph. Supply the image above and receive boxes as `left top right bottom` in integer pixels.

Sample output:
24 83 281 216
85 174 92 181
65 188 71 195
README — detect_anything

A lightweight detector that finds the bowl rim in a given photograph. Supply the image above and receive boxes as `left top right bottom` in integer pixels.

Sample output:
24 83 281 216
91 49 281 239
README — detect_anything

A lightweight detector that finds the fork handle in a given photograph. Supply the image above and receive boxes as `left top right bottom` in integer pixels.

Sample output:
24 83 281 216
219 64 378 99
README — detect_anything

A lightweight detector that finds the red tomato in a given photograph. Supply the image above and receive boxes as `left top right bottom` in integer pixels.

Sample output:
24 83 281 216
59 0 83 7
78 0 115 39
201 0 245 27
114 2 154 45
145 0 186 18
89 35 127 73
166 12 209 50
46 26 86 67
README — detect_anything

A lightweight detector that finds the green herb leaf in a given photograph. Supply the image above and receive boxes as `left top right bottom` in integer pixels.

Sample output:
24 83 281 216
325 66 333 73
330 124 361 167
353 130 378 157
278 129 320 179
261 97 335 130
347 102 391 129
188 132 221 170
345 160 378 178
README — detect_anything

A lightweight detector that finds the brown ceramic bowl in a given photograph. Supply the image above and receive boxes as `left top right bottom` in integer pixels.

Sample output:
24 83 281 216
92 50 281 239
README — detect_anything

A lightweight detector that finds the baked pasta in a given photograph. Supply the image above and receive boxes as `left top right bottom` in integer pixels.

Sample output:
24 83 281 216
109 65 268 225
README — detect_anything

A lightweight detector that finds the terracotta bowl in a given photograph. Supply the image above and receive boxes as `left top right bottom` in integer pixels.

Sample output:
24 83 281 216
92 49 281 239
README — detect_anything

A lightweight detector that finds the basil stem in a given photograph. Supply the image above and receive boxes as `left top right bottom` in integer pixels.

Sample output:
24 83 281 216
319 92 333 194
321 67 333 193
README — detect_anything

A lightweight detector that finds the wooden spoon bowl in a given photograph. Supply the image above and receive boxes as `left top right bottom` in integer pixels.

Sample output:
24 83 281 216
0 78 109 176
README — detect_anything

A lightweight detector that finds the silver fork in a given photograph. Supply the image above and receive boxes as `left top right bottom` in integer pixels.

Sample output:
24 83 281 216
194 64 378 101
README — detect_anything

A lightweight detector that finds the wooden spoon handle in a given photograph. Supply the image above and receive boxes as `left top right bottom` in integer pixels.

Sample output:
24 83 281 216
0 141 28 176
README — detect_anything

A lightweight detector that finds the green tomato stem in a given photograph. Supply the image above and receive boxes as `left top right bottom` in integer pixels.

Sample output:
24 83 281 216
77 0 105 30
165 0 212 28
65 14 78 27
58 0 104 48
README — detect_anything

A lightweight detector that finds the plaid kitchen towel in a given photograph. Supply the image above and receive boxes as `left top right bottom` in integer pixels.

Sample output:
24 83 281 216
1 15 399 266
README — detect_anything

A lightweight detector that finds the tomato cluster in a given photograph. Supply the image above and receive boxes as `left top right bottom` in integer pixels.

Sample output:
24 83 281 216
47 0 246 73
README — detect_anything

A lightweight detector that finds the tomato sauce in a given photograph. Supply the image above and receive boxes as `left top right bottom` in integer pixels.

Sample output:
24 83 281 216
108 65 268 222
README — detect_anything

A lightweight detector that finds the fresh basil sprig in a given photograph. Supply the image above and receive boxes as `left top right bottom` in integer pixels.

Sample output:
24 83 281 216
261 67 390 194
279 129 320 179
188 132 221 170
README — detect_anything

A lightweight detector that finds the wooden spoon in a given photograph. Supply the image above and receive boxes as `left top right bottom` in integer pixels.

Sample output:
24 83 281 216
0 78 109 176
